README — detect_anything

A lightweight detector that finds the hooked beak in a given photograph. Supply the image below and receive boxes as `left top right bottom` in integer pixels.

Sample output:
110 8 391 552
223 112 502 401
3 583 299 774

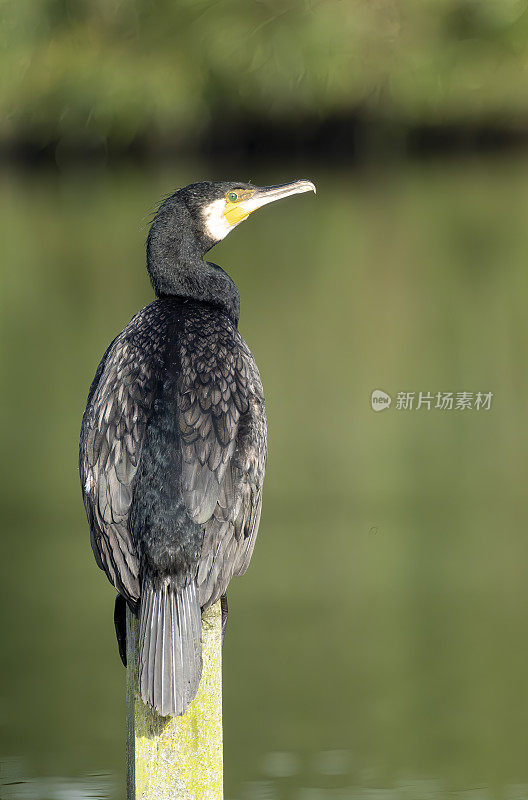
247 179 317 210
223 179 316 225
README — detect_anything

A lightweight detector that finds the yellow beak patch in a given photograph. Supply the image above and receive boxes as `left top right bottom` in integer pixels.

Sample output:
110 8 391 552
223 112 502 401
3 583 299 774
222 188 256 226
223 204 251 225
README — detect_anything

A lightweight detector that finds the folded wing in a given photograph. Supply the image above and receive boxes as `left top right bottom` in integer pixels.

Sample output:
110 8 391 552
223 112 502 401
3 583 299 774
80 305 165 606
176 312 267 610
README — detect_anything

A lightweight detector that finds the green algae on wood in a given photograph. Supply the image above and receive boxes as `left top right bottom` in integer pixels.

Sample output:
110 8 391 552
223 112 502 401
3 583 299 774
126 601 223 800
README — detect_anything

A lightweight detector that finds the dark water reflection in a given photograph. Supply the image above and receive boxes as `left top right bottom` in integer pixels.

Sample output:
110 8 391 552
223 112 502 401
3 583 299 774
1 759 114 798
1 156 528 799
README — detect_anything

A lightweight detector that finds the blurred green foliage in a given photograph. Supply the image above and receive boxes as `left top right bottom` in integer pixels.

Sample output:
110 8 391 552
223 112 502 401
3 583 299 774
3 0 528 151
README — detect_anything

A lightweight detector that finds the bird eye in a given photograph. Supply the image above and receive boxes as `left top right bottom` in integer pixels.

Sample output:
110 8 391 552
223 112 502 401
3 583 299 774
227 191 238 202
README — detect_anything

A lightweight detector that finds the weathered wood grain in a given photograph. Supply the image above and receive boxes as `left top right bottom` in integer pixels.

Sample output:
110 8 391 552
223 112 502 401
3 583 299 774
126 601 223 800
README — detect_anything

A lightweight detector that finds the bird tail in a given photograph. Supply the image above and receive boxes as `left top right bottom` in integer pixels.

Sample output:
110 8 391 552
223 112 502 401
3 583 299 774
138 577 202 717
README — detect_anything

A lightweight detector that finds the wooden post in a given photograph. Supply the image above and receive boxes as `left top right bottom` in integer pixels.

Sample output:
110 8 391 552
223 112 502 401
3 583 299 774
126 601 223 800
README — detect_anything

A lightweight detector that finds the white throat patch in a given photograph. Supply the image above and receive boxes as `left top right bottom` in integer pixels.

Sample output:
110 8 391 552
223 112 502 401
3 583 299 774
203 198 238 241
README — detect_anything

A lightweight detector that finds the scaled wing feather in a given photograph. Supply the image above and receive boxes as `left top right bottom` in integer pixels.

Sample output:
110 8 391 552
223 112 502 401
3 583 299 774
177 311 267 610
80 305 165 605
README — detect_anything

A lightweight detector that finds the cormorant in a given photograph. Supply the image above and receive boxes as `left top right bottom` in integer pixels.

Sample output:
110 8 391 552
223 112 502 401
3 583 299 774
79 179 315 717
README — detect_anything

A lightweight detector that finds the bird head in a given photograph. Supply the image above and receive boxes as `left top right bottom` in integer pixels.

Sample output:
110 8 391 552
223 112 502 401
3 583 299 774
146 178 316 320
176 179 316 245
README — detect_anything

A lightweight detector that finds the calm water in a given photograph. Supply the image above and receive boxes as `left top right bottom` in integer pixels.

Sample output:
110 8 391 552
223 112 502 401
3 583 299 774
1 156 528 799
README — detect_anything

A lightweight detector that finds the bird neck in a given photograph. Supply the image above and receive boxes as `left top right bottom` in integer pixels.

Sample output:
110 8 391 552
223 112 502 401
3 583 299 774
146 205 240 325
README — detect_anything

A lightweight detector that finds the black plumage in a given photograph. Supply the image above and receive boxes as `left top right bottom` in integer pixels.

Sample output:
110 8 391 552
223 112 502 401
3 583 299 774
79 179 314 717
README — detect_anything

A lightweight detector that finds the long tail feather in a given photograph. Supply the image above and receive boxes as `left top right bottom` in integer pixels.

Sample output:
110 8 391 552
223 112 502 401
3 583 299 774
138 578 202 717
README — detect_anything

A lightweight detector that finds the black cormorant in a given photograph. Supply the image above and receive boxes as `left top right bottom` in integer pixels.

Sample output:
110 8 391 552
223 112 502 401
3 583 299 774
79 179 316 717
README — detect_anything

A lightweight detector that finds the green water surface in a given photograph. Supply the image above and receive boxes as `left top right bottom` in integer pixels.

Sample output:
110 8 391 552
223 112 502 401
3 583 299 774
1 156 527 799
